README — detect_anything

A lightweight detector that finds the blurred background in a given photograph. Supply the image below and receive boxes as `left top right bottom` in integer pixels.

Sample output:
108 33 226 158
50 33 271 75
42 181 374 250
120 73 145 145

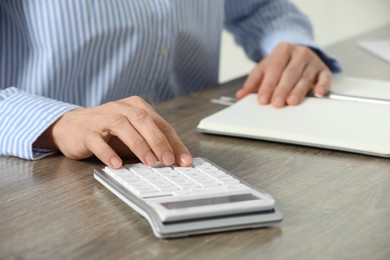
219 0 390 83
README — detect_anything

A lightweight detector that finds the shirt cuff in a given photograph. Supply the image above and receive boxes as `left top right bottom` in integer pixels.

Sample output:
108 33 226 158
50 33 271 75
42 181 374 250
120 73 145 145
0 87 80 160
261 30 342 73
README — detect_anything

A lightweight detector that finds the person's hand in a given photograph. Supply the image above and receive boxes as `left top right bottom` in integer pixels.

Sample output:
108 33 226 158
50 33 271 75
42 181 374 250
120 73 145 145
236 42 332 108
34 96 193 168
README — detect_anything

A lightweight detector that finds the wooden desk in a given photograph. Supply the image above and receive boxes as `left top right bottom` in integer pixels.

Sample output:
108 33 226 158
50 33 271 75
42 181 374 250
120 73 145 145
1 25 389 260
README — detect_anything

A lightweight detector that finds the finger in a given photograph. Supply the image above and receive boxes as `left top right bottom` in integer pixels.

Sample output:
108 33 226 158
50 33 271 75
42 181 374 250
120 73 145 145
85 132 123 168
137 100 192 166
236 66 264 100
257 44 293 105
121 96 191 166
137 101 193 167
126 107 175 166
154 117 193 167
283 63 318 106
314 69 332 96
271 58 306 108
286 73 315 106
257 64 285 105
107 113 162 166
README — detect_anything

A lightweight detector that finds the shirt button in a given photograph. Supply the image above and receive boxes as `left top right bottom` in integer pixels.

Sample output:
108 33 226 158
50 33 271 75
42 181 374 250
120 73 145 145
159 47 168 56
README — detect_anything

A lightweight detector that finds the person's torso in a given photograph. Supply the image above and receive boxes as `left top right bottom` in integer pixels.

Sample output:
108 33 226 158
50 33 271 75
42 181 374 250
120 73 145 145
0 0 224 106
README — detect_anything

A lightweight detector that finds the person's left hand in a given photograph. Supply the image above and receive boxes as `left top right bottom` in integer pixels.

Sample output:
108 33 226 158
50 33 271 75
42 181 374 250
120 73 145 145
236 42 332 108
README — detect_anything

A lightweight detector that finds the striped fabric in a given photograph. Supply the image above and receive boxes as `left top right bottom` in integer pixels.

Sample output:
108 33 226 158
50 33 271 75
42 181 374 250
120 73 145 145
0 0 340 160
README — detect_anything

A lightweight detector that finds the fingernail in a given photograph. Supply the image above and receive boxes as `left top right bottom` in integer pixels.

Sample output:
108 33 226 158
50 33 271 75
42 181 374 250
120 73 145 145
110 157 122 168
162 151 175 165
180 153 192 166
236 89 243 98
144 151 157 166
289 95 299 105
274 97 284 107
316 85 325 95
259 95 269 104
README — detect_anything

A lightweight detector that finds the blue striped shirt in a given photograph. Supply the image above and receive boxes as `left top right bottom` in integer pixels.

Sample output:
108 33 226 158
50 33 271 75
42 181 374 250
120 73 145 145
0 0 340 160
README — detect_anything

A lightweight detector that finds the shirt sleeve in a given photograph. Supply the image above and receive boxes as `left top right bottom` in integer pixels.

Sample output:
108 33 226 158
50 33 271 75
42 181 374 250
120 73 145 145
0 87 80 160
224 0 342 73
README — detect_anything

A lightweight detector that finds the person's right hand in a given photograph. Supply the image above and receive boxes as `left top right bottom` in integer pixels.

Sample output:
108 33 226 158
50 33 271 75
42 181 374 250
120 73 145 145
34 96 193 168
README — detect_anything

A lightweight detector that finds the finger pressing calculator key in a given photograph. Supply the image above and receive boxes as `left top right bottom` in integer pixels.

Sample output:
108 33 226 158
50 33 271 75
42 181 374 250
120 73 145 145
94 157 282 238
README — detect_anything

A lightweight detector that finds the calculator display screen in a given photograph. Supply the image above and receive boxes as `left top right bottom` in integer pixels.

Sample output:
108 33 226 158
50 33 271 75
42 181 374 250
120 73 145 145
160 194 259 209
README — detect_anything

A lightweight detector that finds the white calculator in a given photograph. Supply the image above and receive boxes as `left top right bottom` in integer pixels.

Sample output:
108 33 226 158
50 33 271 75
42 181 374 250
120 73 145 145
94 157 282 238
